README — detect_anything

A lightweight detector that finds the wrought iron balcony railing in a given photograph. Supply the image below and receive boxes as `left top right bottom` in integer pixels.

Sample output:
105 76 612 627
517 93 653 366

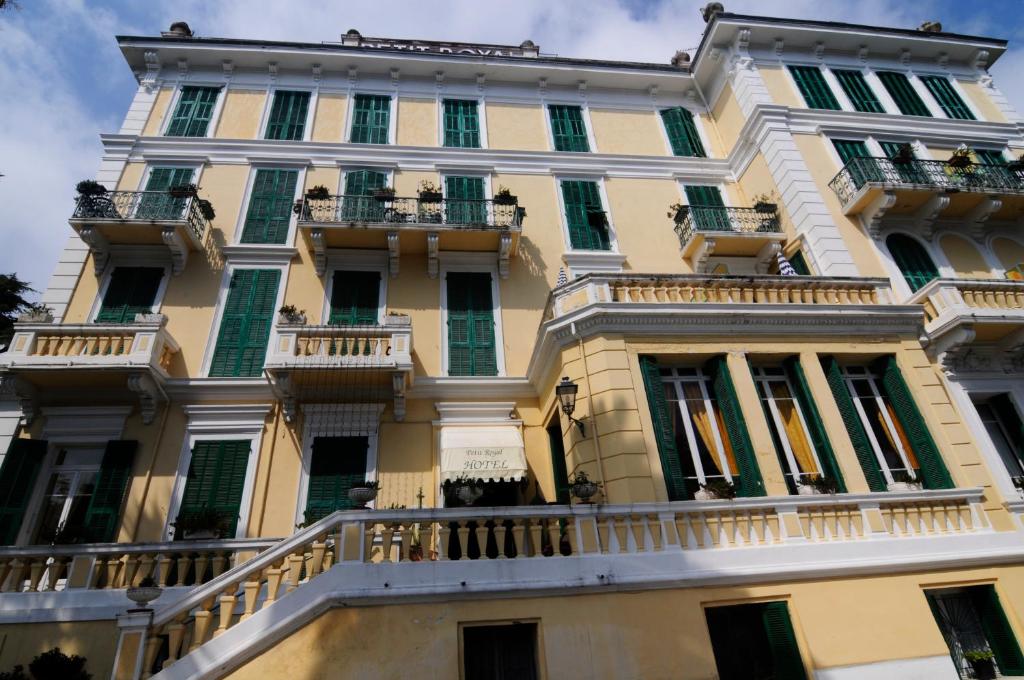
828 157 1024 205
72 191 208 243
672 205 781 247
299 195 524 230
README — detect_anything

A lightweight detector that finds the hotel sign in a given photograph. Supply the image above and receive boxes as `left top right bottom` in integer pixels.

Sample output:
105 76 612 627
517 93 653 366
354 39 534 58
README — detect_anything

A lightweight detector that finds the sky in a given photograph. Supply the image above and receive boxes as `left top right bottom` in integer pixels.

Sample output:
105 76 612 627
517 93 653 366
0 0 1022 298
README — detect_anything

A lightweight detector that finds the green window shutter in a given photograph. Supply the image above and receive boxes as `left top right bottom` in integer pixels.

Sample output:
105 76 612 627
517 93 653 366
304 436 369 521
166 86 220 137
444 176 487 225
0 439 47 545
886 234 939 293
920 76 975 120
638 355 687 500
832 139 870 165
783 358 847 492
342 169 388 221
876 72 932 117
138 167 195 220
972 586 1024 675
832 139 884 187
209 269 281 378
990 395 1024 472
548 105 590 152
833 70 885 113
789 251 811 275
761 602 809 680
82 440 137 542
684 185 731 231
443 99 481 148
975 149 1006 166
329 270 380 325
660 107 706 157
177 440 251 537
821 357 887 492
707 356 765 497
446 272 497 377
240 169 298 244
546 424 571 504
561 180 609 251
350 94 391 144
877 356 954 489
265 90 310 141
788 66 841 110
96 267 164 324
879 141 931 184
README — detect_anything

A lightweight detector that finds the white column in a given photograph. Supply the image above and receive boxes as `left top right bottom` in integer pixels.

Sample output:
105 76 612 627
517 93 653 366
39 236 90 322
979 72 1022 124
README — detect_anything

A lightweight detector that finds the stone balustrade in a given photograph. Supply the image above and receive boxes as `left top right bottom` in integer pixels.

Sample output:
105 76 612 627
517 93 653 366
913 278 1024 326
265 317 412 369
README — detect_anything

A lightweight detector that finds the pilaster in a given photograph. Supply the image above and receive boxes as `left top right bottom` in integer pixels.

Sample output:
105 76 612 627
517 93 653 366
724 351 788 496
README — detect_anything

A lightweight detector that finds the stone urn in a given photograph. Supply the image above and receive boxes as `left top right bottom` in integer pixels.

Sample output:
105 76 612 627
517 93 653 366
348 485 379 508
456 483 484 506
126 585 163 610
571 481 600 503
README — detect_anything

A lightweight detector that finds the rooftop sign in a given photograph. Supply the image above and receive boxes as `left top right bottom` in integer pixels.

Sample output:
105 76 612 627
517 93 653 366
340 32 539 58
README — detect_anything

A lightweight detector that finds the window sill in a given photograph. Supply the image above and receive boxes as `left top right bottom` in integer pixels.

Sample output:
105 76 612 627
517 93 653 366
562 251 627 277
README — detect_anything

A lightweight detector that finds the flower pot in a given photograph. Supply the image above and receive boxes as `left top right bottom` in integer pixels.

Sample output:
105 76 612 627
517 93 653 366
182 529 219 540
673 206 689 223
373 190 395 203
753 202 777 213
456 484 484 506
571 482 600 503
887 481 922 492
493 194 518 206
694 489 717 501
418 191 443 203
949 156 973 169
968 658 996 680
348 486 378 507
126 586 163 609
277 312 307 325
796 484 821 496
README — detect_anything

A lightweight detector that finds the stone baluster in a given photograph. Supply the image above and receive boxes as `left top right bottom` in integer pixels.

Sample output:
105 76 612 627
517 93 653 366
473 521 488 558
286 552 304 593
240 576 261 621
438 523 451 560
456 521 471 560
193 552 210 585
528 518 543 557
161 616 187 669
264 560 286 605
546 520 561 556
494 523 508 559
175 554 192 587
214 584 240 638
188 595 217 652
511 519 526 559
381 525 396 563
309 540 327 577
155 555 174 587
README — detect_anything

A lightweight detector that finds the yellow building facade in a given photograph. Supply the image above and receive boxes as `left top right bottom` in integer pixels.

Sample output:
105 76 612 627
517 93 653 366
2 9 1024 680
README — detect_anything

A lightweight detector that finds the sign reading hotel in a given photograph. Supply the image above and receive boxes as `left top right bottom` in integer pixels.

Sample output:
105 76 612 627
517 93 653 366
348 35 537 58
458 447 512 472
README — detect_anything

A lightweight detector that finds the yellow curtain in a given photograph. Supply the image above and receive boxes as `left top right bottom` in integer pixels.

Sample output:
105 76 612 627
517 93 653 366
771 383 819 475
684 384 720 474
713 405 739 475
884 402 920 469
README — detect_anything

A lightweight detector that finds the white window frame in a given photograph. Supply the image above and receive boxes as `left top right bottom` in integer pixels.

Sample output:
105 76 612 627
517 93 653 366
88 261 172 323
840 365 918 485
752 366 825 488
441 171 493 225
257 86 317 142
159 82 228 139
337 166 395 196
661 367 734 487
135 162 205 195
543 101 598 153
164 404 271 540
827 66 891 115
439 255 507 377
437 97 488 150
321 258 388 325
655 104 714 159
199 262 289 377
782 63 845 112
554 175 619 253
17 444 105 546
232 164 307 247
345 91 396 145
973 396 1024 483
293 403 384 528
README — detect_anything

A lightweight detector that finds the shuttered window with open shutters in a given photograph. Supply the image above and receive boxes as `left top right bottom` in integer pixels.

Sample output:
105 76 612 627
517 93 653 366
684 185 731 232
886 233 939 293
176 440 251 537
0 439 47 545
660 107 706 157
638 356 688 501
783 358 847 492
920 75 976 120
329 270 380 325
928 585 1024 678
707 356 765 497
341 169 388 222
303 437 369 522
548 105 590 152
209 269 280 377
876 71 932 117
973 586 1024 675
81 440 136 543
137 167 195 221
265 90 310 141
350 94 391 144
561 180 610 251
166 86 220 137
821 357 887 491
788 65 841 110
443 99 481 148
833 69 885 113
446 272 497 377
706 601 807 680
95 267 164 324
240 169 298 244
445 176 487 225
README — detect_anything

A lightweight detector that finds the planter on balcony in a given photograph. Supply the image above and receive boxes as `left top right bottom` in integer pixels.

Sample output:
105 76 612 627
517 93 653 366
418 191 443 203
126 582 163 610
348 482 380 508
569 470 602 504
493 193 518 206
887 481 923 492
373 188 396 203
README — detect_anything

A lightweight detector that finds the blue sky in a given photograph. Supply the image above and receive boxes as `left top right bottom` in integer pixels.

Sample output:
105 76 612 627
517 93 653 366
1 0 1022 296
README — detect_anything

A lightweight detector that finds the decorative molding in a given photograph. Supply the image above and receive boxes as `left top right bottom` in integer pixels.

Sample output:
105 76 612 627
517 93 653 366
161 226 189 275
434 71 444 89
311 63 322 82
268 62 278 81
348 65 358 84
538 77 547 96
913 194 950 240
862 191 898 239
310 228 327 276
813 42 825 61
476 73 486 93
773 39 784 58
754 241 782 274
434 401 517 424
222 60 234 80
899 49 911 66
127 373 163 425
498 232 512 279
79 227 110 276
578 80 587 98
387 230 400 278
693 237 716 273
973 49 990 71
142 51 161 91
218 245 298 266
390 68 400 87
426 232 439 279
182 403 272 434
965 197 1002 240
392 371 406 422
858 45 869 63
39 405 130 442
937 53 949 69
0 375 36 424
177 59 188 77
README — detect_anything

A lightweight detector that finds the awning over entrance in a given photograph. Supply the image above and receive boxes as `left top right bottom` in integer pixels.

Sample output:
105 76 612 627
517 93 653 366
439 426 527 483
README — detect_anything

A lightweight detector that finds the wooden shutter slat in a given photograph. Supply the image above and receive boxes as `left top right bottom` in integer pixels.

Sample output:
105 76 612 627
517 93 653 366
783 358 847 492
445 176 486 224
761 602 809 680
660 107 706 157
920 76 975 120
178 440 251 537
266 90 310 140
708 356 765 497
241 169 298 244
821 357 887 491
548 105 589 152
561 180 609 250
972 586 1024 674
443 99 480 148
82 440 137 542
638 356 688 500
329 271 380 325
446 272 496 376
877 71 932 117
833 70 884 113
351 94 391 144
167 86 220 137
210 269 281 377
305 436 369 520
0 439 47 545
789 66 841 110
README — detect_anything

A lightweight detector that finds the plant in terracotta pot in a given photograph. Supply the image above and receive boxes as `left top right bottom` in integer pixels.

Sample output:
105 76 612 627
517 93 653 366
277 304 306 325
168 183 198 199
803 474 839 495
417 180 443 203
195 198 215 221
667 202 689 224
493 185 518 205
373 186 396 202
964 649 996 680
126 576 163 610
568 470 602 503
948 144 974 170
347 480 382 508
171 506 230 540
696 478 736 500
305 184 330 201
751 192 778 213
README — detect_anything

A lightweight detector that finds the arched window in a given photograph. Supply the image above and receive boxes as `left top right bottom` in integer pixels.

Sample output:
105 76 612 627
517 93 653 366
886 234 939 292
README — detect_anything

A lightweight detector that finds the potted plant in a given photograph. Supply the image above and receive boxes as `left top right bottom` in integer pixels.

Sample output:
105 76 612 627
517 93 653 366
348 480 381 508
450 476 484 506
126 576 163 610
305 184 330 201
168 183 198 199
891 143 915 164
695 478 737 500
75 179 117 218
667 202 689 224
949 144 974 170
568 470 602 503
964 649 996 680
417 180 443 203
171 506 230 540
887 470 923 492
75 179 107 197
804 474 839 495
373 186 396 203
277 304 306 325
493 186 518 205
17 304 54 324
751 193 778 213
195 198 215 221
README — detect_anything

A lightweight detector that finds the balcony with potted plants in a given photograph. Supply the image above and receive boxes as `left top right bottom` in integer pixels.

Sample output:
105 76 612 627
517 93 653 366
295 183 525 279
68 180 214 276
671 194 787 273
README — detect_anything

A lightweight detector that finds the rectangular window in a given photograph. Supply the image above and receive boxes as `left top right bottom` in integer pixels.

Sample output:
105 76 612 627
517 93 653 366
879 141 930 184
876 71 932 117
329 270 380 325
683 185 731 231
560 180 610 251
547 421 570 504
833 70 885 113
240 169 298 244
973 394 1024 488
462 623 539 680
446 272 497 377
445 176 487 225
660 107 706 157
548 104 590 152
350 94 391 144
754 366 827 492
209 269 281 378
0 439 47 545
32 446 104 544
265 90 310 141
832 139 883 187
138 167 195 221
920 76 976 120
342 169 388 221
175 440 251 538
96 267 163 324
166 86 220 137
705 602 808 680
927 586 1024 679
788 65 841 110
443 99 481 148
303 436 369 522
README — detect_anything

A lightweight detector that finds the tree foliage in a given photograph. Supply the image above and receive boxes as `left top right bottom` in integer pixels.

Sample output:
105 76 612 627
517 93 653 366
0 273 41 345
